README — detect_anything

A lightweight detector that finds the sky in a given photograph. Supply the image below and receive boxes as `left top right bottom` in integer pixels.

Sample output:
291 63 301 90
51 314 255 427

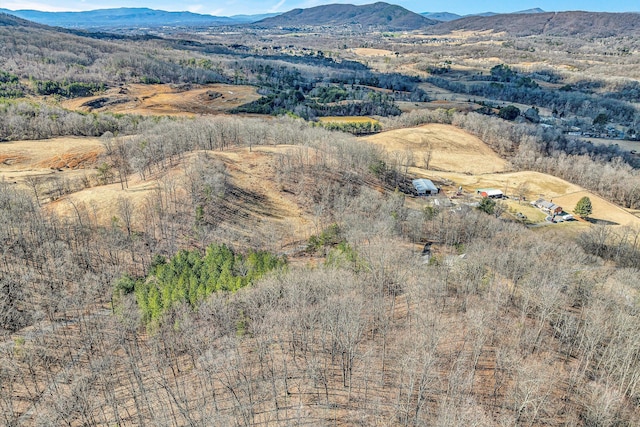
2 0 638 16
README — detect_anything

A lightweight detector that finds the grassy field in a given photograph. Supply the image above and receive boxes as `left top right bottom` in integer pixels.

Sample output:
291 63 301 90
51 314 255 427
363 123 640 231
363 124 508 174
43 146 315 245
352 48 394 57
584 137 640 153
0 136 104 184
61 83 261 116
411 169 640 229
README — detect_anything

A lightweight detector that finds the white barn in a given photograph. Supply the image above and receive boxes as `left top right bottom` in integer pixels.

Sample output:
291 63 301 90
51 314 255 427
413 179 439 196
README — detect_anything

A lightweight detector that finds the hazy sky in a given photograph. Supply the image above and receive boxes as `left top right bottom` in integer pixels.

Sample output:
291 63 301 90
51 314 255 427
2 0 638 16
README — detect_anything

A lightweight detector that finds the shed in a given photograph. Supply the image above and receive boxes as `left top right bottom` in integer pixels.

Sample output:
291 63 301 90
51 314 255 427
480 189 504 199
412 179 439 196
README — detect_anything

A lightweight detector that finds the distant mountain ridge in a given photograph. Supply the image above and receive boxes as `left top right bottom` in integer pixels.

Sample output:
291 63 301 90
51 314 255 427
0 11 49 28
429 11 640 37
254 2 437 30
0 7 274 28
421 8 545 22
420 12 461 22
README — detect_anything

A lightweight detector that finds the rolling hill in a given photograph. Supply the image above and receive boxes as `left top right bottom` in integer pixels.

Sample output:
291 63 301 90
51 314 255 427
254 2 437 30
429 11 640 37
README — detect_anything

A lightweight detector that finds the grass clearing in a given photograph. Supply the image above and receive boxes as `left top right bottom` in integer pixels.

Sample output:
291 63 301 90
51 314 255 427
0 136 104 185
363 124 507 174
61 83 261 116
412 169 640 229
352 48 394 56
47 146 315 245
552 190 640 228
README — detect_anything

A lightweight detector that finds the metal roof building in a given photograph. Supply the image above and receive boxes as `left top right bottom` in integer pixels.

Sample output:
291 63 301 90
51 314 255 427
412 179 439 195
480 189 504 199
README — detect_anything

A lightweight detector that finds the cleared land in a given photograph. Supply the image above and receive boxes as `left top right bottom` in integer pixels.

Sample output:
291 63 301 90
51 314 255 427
61 83 261 116
365 125 637 230
3 123 638 241
352 48 394 56
363 123 508 174
45 146 314 246
0 137 103 183
584 137 640 153
412 169 640 229
553 190 640 227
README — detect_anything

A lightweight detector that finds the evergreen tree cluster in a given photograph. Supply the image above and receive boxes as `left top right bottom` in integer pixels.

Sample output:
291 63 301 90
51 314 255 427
116 244 286 324
32 79 105 98
313 119 382 135
0 70 24 98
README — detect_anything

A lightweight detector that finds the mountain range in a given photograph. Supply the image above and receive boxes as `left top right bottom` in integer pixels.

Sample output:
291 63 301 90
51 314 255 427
253 2 436 29
421 8 546 22
2 3 639 36
0 7 277 28
429 10 640 37
0 3 549 30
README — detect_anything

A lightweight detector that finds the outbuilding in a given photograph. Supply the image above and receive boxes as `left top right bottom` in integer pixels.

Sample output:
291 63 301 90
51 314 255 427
477 188 504 199
412 179 439 196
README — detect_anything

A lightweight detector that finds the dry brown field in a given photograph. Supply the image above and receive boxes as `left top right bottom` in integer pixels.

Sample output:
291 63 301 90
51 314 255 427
363 123 508 174
584 137 640 153
363 124 636 229
42 146 315 245
411 169 640 229
0 136 104 184
352 47 394 57
3 122 638 244
553 190 640 227
61 83 260 116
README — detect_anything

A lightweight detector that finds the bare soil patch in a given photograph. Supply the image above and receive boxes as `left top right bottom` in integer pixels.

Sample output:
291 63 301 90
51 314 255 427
0 137 104 185
363 124 507 174
0 137 102 170
61 83 260 116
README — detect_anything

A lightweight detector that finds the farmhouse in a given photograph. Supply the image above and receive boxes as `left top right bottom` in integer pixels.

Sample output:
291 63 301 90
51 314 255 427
476 188 504 199
412 179 439 196
533 199 563 215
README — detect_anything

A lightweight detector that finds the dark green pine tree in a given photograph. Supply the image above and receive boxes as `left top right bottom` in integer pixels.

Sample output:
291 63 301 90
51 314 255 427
574 196 593 218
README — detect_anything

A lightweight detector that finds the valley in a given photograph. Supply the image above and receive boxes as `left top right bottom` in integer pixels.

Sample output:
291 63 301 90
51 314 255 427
1 3 640 426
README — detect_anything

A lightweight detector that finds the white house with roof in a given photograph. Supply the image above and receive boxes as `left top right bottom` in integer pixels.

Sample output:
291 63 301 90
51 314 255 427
533 198 563 215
